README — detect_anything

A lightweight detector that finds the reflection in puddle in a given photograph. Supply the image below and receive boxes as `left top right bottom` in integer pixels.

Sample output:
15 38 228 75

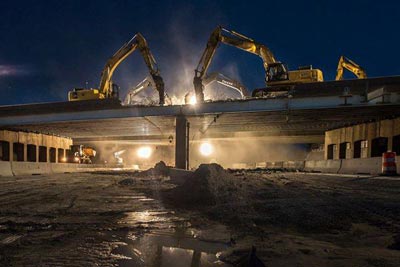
120 211 182 225
116 209 233 266
115 231 231 267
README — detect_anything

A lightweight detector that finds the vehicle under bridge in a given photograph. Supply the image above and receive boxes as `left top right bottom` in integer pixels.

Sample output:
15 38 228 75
1 76 400 169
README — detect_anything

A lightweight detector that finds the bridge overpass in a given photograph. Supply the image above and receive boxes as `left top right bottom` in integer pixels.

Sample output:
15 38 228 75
1 76 400 168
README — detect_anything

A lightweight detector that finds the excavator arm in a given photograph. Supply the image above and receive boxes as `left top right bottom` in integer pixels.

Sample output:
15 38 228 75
203 72 248 98
185 72 247 104
123 76 153 105
335 56 367 81
194 26 279 102
99 33 165 104
123 75 171 105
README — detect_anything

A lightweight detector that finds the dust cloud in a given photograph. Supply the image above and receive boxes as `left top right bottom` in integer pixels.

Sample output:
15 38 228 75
190 139 310 169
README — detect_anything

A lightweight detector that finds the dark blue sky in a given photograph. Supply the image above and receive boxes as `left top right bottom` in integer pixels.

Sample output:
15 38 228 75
0 0 399 105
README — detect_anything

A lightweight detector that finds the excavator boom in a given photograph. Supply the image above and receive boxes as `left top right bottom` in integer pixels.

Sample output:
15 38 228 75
193 26 322 102
335 56 367 80
123 76 153 105
99 33 165 104
185 72 247 104
194 26 277 102
203 72 248 98
69 33 165 105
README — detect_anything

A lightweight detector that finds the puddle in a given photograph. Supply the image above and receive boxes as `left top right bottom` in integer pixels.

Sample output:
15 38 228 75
119 211 184 225
115 211 233 266
113 230 232 267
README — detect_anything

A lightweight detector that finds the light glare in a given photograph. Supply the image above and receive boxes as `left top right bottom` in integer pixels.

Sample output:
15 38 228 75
189 95 197 105
199 142 213 156
137 146 152 159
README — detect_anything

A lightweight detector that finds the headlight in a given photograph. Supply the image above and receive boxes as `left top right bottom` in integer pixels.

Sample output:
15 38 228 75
199 142 213 156
137 146 152 159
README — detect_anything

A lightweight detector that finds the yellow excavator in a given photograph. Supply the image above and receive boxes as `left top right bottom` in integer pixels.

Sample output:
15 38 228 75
123 75 173 106
68 33 165 105
335 55 367 80
185 72 248 104
193 26 324 102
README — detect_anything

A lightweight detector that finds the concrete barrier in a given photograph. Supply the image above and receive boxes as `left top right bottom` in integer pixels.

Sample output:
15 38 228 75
338 158 381 175
304 157 400 175
283 161 305 170
304 160 341 173
266 161 284 169
0 161 13 177
8 162 133 176
231 163 248 169
10 162 84 175
11 162 52 176
51 163 81 173
255 162 267 168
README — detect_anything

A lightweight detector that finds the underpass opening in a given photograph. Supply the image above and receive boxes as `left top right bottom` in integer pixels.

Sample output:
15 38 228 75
354 140 369 159
39 146 47 162
27 144 37 162
393 135 400 155
339 142 350 159
371 137 388 157
13 142 24 162
66 149 74 163
58 148 65 163
49 147 56 163
0 141 10 161
353 140 362 158
327 144 335 160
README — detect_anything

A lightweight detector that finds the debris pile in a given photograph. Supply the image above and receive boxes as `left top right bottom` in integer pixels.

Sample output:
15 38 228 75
165 163 240 207
138 161 170 177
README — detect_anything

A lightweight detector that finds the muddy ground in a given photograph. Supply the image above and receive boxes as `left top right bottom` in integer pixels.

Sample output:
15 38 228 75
0 166 400 266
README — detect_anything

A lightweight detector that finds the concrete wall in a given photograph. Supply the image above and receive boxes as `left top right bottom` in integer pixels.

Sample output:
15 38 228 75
0 130 72 163
325 118 400 159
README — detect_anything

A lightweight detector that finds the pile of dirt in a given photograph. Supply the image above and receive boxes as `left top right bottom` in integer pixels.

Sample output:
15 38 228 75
118 162 170 186
164 163 239 207
137 161 170 177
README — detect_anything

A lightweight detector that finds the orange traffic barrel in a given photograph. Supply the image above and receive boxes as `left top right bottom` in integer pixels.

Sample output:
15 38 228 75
382 152 397 176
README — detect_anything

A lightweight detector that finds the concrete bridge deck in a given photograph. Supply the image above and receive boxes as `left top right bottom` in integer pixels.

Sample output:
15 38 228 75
0 76 400 144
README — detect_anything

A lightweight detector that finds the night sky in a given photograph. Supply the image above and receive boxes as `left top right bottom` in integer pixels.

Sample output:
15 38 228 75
0 0 399 105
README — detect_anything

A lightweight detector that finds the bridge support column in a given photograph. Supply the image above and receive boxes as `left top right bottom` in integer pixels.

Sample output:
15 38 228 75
175 115 189 169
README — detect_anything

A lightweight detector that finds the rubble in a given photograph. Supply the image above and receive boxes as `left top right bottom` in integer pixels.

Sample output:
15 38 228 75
2 166 400 266
165 163 239 206
137 161 170 177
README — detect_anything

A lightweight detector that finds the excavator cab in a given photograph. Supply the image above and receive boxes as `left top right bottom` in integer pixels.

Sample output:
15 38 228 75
266 63 289 82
